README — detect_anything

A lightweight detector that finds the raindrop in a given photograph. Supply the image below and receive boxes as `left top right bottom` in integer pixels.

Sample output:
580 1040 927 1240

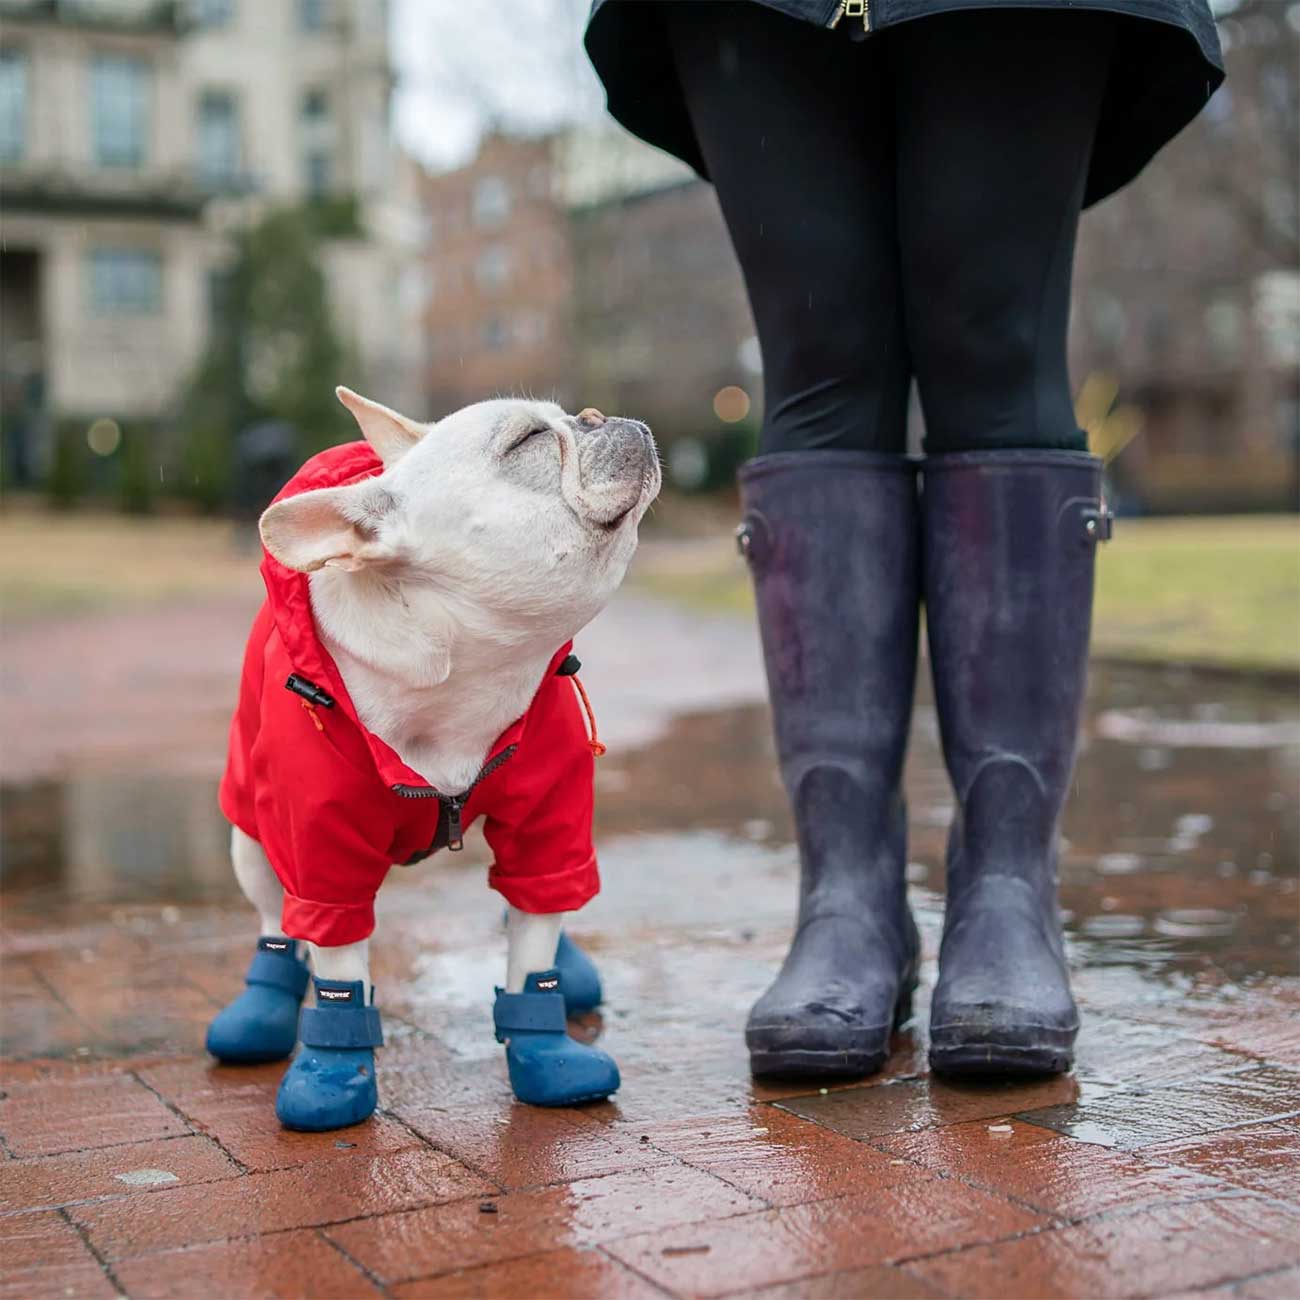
1080 914 1146 939
1097 852 1142 875
1153 909 1237 938
114 1169 178 1187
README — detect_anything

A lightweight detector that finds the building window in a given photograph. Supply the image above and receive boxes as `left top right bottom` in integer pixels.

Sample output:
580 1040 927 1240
91 54 150 169
473 176 510 226
89 249 162 315
0 47 26 164
475 245 511 291
195 0 235 27
197 89 239 186
300 0 327 31
300 88 331 196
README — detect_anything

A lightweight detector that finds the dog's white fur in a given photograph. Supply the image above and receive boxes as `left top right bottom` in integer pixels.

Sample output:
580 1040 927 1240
230 388 660 995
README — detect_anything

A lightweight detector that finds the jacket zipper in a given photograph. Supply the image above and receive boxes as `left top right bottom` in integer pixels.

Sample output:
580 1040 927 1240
828 0 870 32
391 743 518 852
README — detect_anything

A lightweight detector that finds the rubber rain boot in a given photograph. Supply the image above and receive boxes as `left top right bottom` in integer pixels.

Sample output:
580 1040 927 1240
206 936 310 1064
738 451 921 1077
276 978 382 1131
494 970 620 1106
922 449 1109 1076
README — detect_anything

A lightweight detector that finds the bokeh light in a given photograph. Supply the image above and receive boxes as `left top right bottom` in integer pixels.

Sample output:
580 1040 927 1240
713 386 751 423
86 418 122 457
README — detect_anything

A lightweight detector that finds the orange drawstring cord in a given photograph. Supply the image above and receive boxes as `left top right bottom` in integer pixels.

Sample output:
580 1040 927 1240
570 674 606 757
301 700 324 732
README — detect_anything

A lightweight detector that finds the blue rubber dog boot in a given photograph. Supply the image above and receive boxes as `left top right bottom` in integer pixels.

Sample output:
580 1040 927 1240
555 931 603 1014
206 936 310 1064
494 970 619 1106
276 979 382 1132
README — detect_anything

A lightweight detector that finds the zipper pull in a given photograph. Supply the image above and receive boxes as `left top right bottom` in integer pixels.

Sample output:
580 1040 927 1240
829 0 869 32
444 798 464 852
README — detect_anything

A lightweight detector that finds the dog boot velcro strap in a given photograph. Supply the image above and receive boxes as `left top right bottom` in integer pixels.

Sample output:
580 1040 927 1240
298 980 384 1050
493 971 568 1043
245 939 310 997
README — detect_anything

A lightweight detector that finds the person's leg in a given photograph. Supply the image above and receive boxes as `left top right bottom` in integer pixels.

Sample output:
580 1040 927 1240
894 10 1116 1075
895 8 1111 453
670 4 921 1077
666 2 910 454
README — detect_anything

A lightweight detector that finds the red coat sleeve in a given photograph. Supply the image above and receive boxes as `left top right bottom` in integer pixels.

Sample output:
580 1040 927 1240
483 676 600 915
248 667 397 947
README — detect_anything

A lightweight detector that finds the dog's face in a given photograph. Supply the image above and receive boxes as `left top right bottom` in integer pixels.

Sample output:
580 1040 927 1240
261 388 661 650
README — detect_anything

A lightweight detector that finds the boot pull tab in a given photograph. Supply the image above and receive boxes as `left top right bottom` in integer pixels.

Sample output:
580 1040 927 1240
1082 503 1114 543
1061 496 1114 548
735 510 772 565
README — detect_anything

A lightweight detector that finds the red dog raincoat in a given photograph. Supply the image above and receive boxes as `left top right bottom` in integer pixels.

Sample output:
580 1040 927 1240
219 442 601 947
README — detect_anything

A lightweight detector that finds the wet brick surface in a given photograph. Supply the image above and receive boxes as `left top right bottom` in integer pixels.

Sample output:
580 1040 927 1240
1 585 1298 1297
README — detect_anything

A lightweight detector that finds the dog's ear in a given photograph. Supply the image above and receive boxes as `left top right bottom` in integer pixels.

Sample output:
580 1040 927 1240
336 386 427 466
260 482 398 573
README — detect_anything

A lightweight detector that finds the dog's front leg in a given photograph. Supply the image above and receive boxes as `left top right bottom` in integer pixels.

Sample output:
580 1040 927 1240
309 938 371 999
206 827 310 1064
505 908 564 992
276 934 382 1133
495 906 620 1106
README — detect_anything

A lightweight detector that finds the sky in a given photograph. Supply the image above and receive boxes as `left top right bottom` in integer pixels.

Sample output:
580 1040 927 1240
391 0 607 172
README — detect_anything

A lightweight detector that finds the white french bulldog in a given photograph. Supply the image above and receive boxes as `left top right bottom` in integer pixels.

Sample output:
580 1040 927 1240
210 388 660 1127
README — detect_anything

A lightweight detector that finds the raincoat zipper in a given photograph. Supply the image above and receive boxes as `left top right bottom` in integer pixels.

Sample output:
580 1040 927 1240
829 0 870 33
391 743 519 852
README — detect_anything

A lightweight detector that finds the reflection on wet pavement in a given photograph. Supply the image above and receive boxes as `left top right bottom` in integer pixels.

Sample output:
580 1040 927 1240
2 609 1298 1296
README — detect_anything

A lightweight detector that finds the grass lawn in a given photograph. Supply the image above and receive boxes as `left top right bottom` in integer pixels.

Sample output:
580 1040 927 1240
0 507 262 620
634 515 1300 675
2 506 1295 674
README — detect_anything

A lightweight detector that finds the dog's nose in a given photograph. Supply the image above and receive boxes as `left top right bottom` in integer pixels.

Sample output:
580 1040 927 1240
576 408 605 428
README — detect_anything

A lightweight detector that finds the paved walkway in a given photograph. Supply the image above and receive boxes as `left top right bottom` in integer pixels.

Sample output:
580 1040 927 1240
2 576 1298 1299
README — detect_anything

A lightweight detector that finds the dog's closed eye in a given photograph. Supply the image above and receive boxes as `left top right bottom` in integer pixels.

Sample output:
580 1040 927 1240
507 425 551 453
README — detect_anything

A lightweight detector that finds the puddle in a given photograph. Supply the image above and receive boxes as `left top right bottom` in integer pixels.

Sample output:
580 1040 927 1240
2 661 1296 1001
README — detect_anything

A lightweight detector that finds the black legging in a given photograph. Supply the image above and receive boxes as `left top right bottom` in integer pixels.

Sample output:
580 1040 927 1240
667 5 1116 456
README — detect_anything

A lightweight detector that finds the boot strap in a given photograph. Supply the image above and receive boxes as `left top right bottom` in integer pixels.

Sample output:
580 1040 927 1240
298 1004 384 1049
246 948 310 997
493 991 566 1042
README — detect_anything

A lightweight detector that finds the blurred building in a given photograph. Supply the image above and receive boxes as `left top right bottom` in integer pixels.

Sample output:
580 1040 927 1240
0 0 419 484
0 0 208 479
420 133 577 413
1070 0 1298 513
421 7 1298 513
420 126 759 445
570 179 758 438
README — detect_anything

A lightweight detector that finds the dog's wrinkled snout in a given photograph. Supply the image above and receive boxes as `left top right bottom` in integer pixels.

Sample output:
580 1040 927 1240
574 415 660 526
